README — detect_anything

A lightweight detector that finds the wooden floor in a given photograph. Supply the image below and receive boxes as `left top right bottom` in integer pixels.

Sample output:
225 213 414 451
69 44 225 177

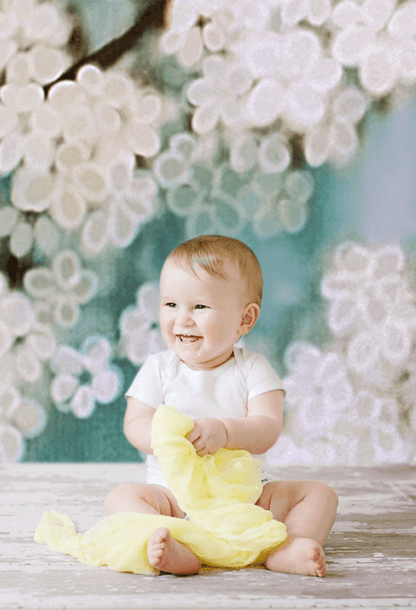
1 463 416 610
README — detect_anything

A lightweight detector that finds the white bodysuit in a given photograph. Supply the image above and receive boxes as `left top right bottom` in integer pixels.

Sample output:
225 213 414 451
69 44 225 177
126 347 285 490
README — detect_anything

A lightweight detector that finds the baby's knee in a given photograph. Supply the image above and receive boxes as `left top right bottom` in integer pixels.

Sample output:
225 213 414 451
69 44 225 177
104 483 175 517
104 484 128 515
310 481 338 508
104 483 147 515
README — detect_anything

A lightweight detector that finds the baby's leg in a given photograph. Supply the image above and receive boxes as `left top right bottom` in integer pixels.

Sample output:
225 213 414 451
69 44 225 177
256 480 338 577
104 483 200 575
104 483 186 518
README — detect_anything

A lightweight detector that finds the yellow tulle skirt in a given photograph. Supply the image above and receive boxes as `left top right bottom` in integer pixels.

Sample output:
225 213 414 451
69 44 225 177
35 405 287 575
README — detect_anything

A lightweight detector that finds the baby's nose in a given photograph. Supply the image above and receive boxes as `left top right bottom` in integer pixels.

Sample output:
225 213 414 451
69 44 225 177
177 307 194 325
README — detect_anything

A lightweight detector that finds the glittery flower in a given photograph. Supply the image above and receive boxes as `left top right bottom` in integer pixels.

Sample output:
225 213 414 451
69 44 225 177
267 341 413 466
321 243 416 385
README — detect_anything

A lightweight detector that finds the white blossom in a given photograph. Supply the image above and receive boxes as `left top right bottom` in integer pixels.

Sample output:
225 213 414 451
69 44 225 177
50 337 123 419
187 55 253 133
154 131 218 188
304 87 368 167
0 204 60 257
23 249 98 328
161 0 416 174
154 126 313 238
0 273 52 462
119 282 166 365
321 243 416 387
331 0 416 97
1 60 163 258
269 242 416 466
0 273 57 389
0 389 48 462
0 0 72 176
243 169 314 239
268 340 414 466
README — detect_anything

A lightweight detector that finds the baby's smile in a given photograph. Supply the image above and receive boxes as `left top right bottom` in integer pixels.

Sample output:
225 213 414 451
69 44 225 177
177 334 202 343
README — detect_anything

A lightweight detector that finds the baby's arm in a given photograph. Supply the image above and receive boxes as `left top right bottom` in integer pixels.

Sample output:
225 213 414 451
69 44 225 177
221 389 284 454
124 396 157 454
187 390 284 457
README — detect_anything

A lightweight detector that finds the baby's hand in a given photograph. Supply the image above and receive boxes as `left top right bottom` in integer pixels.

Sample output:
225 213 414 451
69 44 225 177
186 417 227 456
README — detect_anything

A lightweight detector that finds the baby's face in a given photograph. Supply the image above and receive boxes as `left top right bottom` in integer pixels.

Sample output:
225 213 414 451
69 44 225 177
159 259 249 370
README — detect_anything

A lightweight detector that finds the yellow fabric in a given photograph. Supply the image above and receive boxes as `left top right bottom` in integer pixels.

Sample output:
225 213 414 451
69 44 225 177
35 405 287 574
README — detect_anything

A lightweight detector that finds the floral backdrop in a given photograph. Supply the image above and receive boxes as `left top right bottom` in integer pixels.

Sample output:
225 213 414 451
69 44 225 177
1 0 416 465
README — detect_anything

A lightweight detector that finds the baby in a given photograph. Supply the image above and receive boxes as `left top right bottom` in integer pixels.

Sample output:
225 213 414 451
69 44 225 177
105 235 338 577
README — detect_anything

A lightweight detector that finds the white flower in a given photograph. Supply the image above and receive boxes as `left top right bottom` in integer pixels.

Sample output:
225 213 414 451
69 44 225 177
268 432 313 465
50 337 123 419
161 25 204 68
321 243 416 383
119 282 166 365
0 0 71 81
0 0 72 176
80 170 158 257
304 87 368 167
0 381 47 462
1 62 163 258
0 281 50 463
163 0 416 177
0 201 61 258
242 168 314 239
155 125 312 238
0 422 24 462
331 0 416 97
154 131 218 188
166 160 248 237
0 274 57 387
187 56 253 133
161 0 236 65
279 340 413 465
23 249 98 328
239 28 342 131
45 67 162 253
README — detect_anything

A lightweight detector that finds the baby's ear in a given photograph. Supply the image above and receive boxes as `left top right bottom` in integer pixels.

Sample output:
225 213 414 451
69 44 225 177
240 303 260 335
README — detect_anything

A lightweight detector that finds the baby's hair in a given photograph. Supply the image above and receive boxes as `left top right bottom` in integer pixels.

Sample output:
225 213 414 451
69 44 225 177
167 235 263 306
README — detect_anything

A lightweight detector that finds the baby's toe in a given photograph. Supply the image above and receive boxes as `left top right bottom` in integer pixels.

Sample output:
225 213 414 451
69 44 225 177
315 549 326 577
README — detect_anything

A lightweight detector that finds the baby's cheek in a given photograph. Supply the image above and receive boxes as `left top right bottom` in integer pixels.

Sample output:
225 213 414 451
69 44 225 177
208 323 224 342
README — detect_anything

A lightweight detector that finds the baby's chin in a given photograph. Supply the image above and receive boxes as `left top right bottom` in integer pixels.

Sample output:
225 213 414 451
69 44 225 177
178 349 236 371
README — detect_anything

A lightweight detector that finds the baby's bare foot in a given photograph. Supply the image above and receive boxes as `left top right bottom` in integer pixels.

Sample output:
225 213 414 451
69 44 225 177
265 535 326 577
147 527 201 575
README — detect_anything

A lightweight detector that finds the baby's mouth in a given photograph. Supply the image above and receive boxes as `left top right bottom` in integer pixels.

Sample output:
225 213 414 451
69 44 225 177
177 334 201 343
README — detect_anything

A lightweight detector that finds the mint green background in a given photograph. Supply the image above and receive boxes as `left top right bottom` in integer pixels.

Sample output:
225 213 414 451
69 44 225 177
2 0 415 462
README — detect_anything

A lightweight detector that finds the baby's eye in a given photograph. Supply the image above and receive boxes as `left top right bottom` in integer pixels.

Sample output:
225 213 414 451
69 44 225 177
165 302 176 308
195 304 207 310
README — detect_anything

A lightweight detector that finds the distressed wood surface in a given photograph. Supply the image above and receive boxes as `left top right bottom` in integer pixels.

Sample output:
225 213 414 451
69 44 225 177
1 463 416 609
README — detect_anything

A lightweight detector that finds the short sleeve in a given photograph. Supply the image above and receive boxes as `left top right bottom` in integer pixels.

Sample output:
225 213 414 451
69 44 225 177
125 354 164 408
245 352 286 402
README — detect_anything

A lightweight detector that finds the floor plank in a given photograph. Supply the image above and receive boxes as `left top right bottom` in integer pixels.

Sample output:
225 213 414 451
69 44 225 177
1 463 416 609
